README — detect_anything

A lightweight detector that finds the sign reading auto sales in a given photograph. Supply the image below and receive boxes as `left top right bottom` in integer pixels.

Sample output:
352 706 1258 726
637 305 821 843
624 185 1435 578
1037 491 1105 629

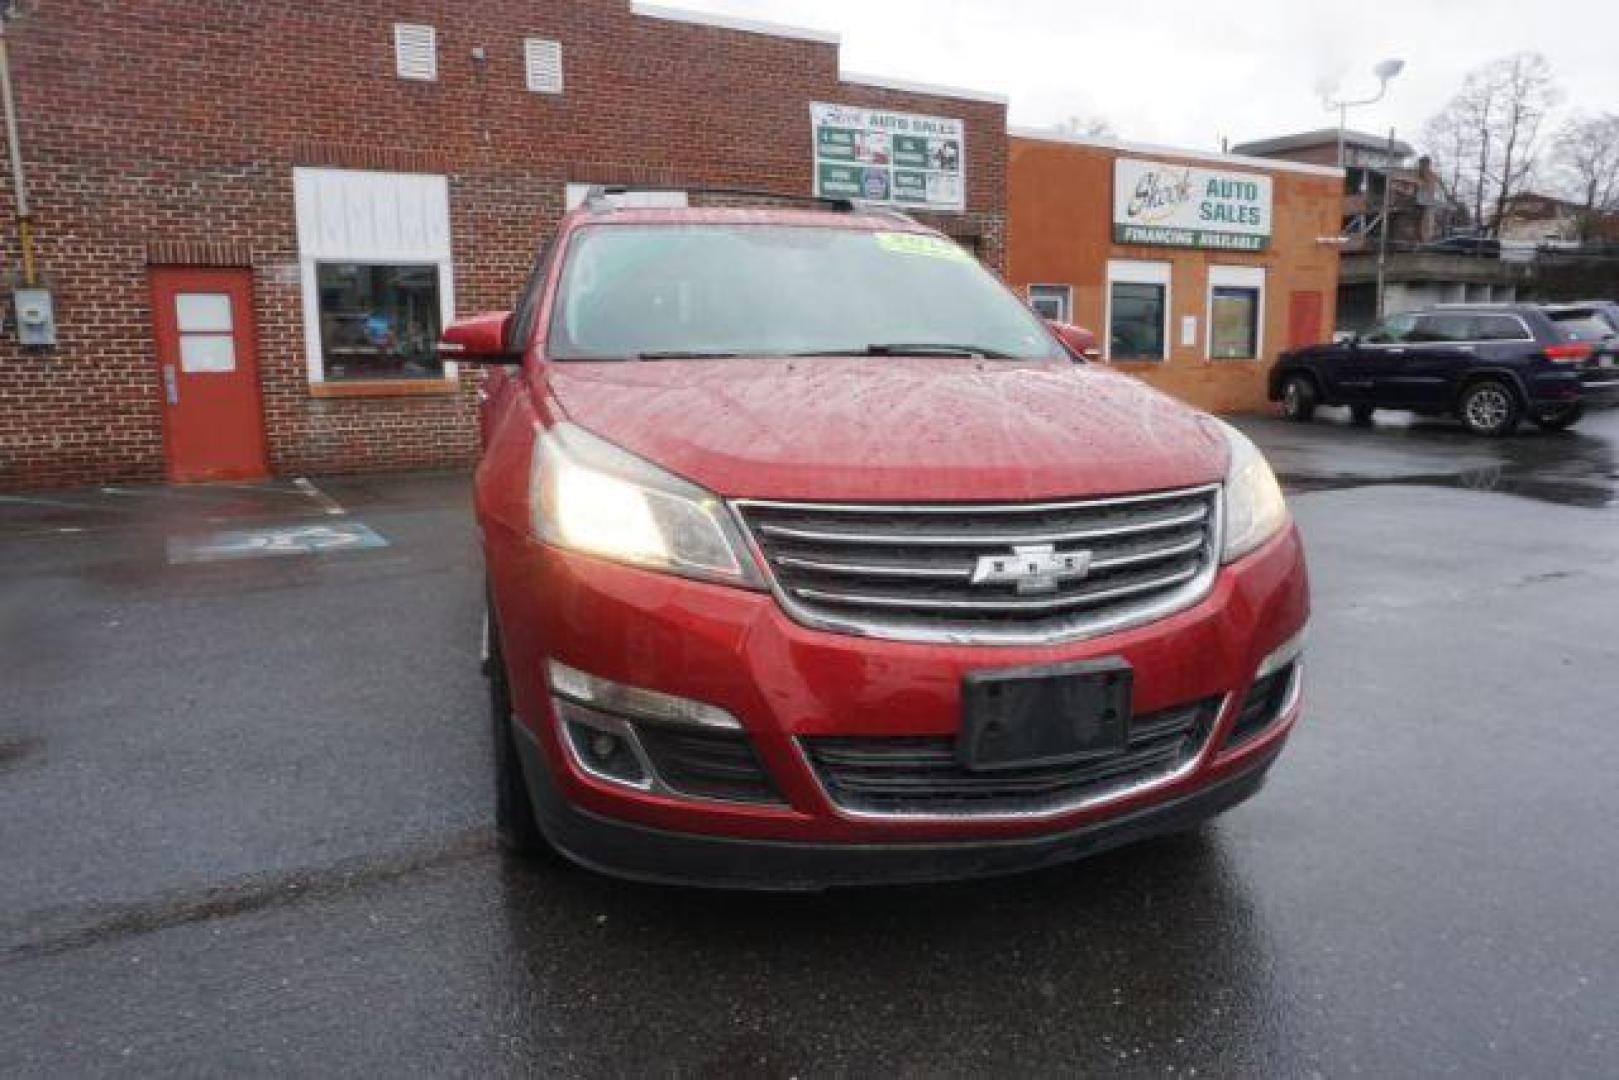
811 103 965 213
1113 158 1272 251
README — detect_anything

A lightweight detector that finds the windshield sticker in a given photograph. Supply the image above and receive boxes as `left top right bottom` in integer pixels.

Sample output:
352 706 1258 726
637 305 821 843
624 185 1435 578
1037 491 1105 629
875 233 972 262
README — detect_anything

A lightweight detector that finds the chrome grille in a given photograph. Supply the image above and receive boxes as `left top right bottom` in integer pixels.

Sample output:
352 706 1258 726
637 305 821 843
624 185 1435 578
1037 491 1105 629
734 485 1221 644
802 697 1220 818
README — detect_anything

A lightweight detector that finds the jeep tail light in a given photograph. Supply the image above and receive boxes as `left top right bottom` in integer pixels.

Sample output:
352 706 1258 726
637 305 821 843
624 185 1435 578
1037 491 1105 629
1545 343 1593 362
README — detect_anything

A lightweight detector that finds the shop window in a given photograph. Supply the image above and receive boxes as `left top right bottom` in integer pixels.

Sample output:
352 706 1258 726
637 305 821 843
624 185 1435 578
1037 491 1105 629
1106 261 1170 362
315 265 443 381
294 168 456 386
1206 266 1266 360
1028 284 1072 323
1210 288 1259 359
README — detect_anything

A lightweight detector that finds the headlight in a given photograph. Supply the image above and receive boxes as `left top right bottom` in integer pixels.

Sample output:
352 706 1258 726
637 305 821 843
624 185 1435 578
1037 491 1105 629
1216 420 1288 563
532 422 763 588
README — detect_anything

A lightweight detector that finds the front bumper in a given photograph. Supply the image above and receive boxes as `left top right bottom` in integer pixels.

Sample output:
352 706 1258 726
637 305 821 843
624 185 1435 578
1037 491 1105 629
486 519 1309 883
513 720 1282 889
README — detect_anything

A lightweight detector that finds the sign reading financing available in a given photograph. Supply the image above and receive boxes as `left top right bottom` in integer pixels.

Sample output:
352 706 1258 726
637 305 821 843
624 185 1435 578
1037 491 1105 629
1113 158 1273 251
811 103 965 213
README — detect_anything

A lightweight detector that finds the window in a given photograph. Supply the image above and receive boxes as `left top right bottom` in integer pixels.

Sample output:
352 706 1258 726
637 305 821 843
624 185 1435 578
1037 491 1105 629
525 38 564 93
293 169 456 385
315 265 443 381
1470 315 1532 342
394 24 437 81
1361 312 1417 344
1206 266 1265 360
1027 285 1072 323
1412 314 1469 342
1106 261 1170 362
546 225 1062 362
175 293 236 373
1546 309 1614 343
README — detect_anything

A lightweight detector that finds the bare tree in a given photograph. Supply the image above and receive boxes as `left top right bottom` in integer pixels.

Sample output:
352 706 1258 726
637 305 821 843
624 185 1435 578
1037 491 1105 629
1552 113 1619 243
1422 53 1560 236
1056 115 1116 139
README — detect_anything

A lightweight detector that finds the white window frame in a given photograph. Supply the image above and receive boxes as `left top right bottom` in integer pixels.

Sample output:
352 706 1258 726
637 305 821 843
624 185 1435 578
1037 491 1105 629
1206 265 1266 361
524 38 564 94
1104 260 1172 362
1027 284 1072 323
393 23 438 81
293 168 457 385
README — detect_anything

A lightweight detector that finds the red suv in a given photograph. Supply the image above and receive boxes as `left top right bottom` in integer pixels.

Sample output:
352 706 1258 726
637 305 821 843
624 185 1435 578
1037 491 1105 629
448 189 1308 888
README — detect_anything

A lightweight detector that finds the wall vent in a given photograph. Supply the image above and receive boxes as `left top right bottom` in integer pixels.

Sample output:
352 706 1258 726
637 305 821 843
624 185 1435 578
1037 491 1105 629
525 38 563 94
394 23 438 81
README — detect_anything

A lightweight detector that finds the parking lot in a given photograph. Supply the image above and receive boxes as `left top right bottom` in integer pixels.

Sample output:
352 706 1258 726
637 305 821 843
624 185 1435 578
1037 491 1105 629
3 406 1617 1076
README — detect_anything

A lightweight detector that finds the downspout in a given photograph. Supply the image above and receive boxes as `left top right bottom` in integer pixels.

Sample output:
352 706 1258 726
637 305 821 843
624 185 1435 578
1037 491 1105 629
0 14 36 285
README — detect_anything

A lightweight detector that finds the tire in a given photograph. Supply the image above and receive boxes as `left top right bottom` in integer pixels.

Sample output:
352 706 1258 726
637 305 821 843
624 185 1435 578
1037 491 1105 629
1350 404 1375 426
1281 375 1318 422
487 602 546 855
1457 380 1521 437
1531 403 1583 431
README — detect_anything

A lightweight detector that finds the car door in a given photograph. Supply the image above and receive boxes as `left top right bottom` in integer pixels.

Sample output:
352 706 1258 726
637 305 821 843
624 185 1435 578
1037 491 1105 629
1372 313 1474 409
1341 312 1419 403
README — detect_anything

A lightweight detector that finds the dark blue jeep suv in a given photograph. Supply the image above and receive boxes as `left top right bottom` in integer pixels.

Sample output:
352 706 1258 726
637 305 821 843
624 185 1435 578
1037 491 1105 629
1268 303 1619 436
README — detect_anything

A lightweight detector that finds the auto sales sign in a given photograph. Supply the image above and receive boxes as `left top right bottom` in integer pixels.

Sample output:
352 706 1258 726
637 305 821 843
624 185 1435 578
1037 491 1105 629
1113 158 1272 251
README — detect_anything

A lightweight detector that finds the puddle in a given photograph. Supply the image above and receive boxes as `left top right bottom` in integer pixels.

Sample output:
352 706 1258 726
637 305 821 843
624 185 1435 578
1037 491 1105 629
1241 413 1619 510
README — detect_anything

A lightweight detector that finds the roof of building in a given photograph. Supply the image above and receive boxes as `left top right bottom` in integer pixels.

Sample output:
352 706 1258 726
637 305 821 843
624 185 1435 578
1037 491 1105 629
1231 128 1414 158
1008 127 1343 178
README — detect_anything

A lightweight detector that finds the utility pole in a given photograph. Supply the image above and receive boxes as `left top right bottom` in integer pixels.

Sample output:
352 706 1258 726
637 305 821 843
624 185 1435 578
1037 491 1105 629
1376 127 1396 319
0 8 35 285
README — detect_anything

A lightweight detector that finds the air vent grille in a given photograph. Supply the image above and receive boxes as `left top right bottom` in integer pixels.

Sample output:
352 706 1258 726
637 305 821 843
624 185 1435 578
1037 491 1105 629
394 23 438 81
525 38 564 94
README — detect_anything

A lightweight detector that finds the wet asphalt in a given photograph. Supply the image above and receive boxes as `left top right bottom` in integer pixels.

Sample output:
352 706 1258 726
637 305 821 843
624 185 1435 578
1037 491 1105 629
3 408 1618 1076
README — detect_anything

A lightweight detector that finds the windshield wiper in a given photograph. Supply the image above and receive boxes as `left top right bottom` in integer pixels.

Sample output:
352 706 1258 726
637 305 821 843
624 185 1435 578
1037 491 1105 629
634 350 742 361
789 343 1017 359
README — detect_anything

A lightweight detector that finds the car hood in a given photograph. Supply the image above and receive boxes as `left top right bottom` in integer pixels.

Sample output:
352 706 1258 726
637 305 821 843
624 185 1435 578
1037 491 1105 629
543 358 1228 502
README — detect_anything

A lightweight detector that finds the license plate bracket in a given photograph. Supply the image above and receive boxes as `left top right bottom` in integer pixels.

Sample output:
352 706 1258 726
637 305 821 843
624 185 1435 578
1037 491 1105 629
959 658 1132 772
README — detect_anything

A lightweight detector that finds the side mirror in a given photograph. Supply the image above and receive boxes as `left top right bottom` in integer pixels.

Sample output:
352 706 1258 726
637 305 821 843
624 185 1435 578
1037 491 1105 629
440 311 519 363
1046 319 1102 362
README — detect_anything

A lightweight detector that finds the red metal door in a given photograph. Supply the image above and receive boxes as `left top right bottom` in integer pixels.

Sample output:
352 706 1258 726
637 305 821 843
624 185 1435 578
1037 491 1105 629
1287 290 1324 349
149 267 268 482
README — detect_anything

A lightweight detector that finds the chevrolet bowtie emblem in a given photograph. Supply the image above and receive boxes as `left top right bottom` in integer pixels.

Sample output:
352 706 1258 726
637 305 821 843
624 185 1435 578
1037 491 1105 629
970 544 1092 595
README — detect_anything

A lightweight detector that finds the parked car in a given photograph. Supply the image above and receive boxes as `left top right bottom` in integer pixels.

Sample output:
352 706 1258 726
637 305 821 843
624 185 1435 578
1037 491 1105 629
1046 319 1101 361
1423 234 1502 258
1269 303 1619 436
447 187 1309 889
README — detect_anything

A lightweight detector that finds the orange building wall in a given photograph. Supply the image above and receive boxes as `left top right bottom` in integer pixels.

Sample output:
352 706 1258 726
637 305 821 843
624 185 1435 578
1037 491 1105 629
1008 136 1344 414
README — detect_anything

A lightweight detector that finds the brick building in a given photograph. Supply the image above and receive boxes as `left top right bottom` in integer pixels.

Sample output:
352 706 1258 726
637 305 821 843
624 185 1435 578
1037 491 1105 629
0 1 1006 487
1007 131 1343 413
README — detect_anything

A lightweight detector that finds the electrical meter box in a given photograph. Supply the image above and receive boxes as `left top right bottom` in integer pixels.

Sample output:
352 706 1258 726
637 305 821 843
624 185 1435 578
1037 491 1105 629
14 286 56 347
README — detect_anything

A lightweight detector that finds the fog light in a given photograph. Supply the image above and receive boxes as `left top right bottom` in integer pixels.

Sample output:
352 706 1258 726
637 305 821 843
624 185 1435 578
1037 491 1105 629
558 702 649 789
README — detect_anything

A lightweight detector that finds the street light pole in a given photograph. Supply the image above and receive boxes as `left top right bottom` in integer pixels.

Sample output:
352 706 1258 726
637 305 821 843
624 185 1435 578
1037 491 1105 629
1324 59 1405 168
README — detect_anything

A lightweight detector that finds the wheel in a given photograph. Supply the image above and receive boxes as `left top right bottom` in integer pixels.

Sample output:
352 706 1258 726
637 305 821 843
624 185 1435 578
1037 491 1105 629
1458 380 1521 437
1281 375 1318 422
1350 404 1375 426
487 602 546 855
1531 403 1583 431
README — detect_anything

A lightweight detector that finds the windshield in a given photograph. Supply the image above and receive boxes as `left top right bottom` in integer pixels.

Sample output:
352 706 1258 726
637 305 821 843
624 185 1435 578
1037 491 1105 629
1547 309 1616 342
546 224 1063 361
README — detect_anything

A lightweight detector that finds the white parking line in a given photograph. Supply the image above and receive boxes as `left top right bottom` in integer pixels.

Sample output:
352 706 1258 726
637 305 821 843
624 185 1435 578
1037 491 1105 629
293 477 346 517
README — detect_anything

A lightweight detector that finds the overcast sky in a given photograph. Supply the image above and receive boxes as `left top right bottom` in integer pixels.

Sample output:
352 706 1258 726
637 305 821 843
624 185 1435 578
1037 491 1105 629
664 0 1617 154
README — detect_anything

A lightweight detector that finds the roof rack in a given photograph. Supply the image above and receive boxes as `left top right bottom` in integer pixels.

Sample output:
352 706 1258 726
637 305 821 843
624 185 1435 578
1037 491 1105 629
583 184 858 213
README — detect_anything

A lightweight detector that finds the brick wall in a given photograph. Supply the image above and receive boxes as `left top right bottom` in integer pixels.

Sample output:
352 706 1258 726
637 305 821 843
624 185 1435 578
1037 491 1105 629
0 0 1007 488
1008 135 1343 414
